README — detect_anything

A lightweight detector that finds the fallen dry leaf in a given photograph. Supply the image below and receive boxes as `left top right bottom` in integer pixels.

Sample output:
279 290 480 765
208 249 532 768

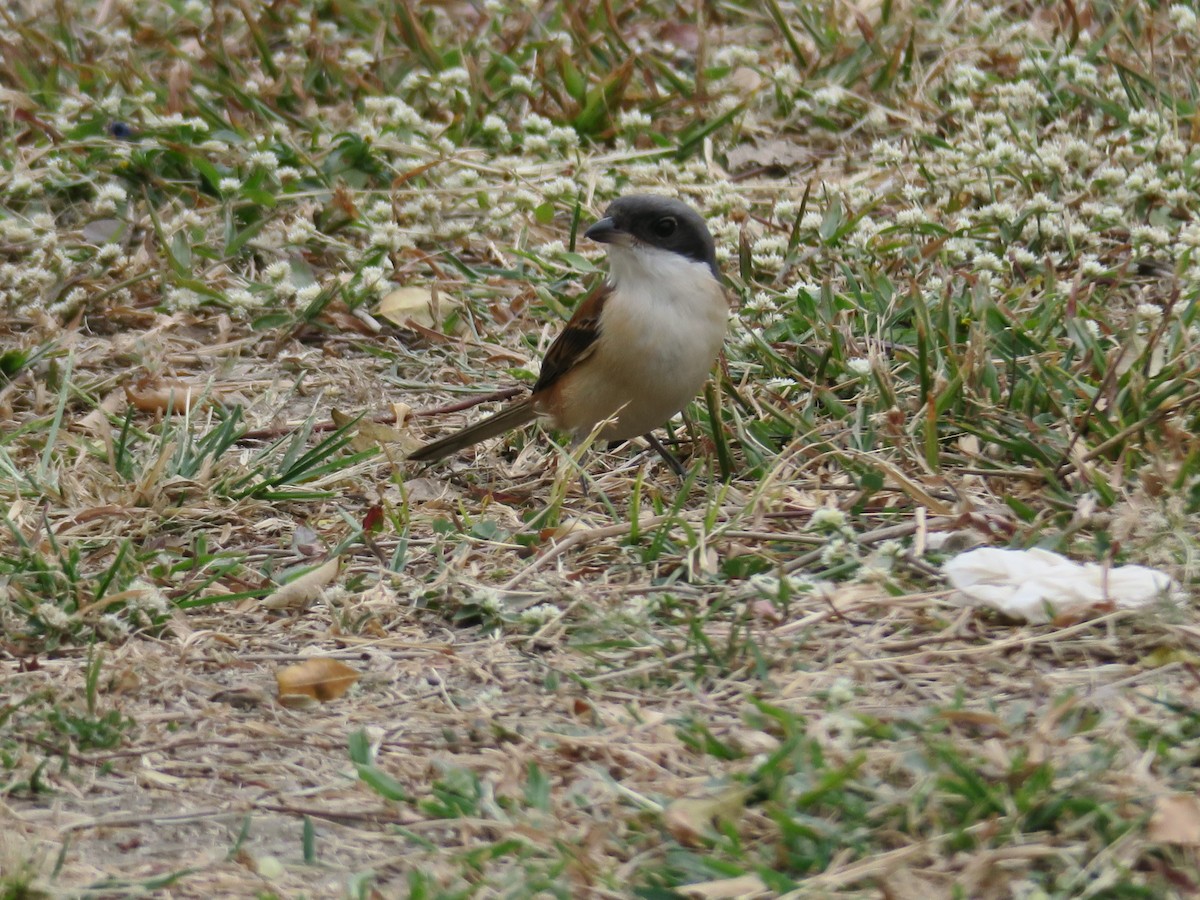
125 380 209 415
539 518 591 542
377 285 459 331
105 667 142 695
276 657 360 702
79 389 125 433
1148 794 1200 846
262 557 340 610
331 407 408 453
663 785 750 846
391 402 413 425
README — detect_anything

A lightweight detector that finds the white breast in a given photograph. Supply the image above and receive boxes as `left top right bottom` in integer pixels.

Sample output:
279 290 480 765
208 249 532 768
558 245 729 440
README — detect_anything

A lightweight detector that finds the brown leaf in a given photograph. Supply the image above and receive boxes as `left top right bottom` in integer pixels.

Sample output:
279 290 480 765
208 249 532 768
125 380 208 415
331 407 407 453
939 709 1009 736
377 286 459 331
79 389 124 433
277 693 321 709
276 658 360 702
105 667 142 695
391 402 413 425
1148 794 1200 846
357 419 408 444
262 557 340 610
663 785 750 846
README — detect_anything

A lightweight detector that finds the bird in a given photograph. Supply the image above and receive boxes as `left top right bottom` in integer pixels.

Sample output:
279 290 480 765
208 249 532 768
408 194 730 474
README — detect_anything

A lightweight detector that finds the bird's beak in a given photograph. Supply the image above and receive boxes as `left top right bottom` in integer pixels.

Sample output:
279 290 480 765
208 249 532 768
585 216 631 246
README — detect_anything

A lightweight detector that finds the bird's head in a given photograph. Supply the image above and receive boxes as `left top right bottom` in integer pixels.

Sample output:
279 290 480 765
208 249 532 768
585 195 720 281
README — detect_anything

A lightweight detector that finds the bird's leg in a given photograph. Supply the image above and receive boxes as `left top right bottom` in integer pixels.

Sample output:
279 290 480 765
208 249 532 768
642 432 687 478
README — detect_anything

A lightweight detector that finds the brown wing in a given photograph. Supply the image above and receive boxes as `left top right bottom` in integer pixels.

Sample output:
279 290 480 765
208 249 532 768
532 280 611 394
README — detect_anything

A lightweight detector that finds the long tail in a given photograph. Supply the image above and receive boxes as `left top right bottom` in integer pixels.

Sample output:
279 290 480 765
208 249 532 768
408 399 538 462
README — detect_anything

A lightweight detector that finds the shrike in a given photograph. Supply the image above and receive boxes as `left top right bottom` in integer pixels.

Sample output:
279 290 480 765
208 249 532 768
409 195 730 472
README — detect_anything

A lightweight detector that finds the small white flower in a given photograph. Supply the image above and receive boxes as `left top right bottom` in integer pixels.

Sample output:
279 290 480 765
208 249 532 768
480 114 507 135
519 603 558 626
285 219 316 244
846 357 872 376
295 283 322 304
37 603 74 630
472 587 504 614
358 265 388 293
622 594 657 620
1132 225 1171 247
131 579 170 616
166 286 202 309
744 292 775 313
249 150 279 171
1025 192 1059 216
547 125 579 149
1170 4 1198 30
1010 248 1038 268
819 537 853 566
226 288 256 308
617 109 652 130
810 508 847 531
264 261 291 282
96 182 128 204
975 251 1004 273
344 47 373 69
98 613 131 639
547 31 573 52
812 84 846 106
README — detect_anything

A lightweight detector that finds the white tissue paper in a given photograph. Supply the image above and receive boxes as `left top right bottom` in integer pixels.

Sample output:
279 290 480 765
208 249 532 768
943 547 1179 623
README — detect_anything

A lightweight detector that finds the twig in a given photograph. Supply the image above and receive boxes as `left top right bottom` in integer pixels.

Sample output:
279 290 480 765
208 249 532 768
414 386 525 416
61 807 240 832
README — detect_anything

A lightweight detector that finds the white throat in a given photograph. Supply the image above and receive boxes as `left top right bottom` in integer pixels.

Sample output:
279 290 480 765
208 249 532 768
606 243 717 296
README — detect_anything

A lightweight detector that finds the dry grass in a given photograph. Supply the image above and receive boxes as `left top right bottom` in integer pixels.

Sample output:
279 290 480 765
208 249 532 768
3 0 1200 896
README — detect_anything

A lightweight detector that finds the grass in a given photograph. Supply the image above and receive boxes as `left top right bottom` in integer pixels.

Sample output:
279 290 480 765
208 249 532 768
2 0 1200 895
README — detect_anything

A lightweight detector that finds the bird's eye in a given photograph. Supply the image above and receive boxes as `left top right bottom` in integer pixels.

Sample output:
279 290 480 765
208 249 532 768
651 216 677 238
